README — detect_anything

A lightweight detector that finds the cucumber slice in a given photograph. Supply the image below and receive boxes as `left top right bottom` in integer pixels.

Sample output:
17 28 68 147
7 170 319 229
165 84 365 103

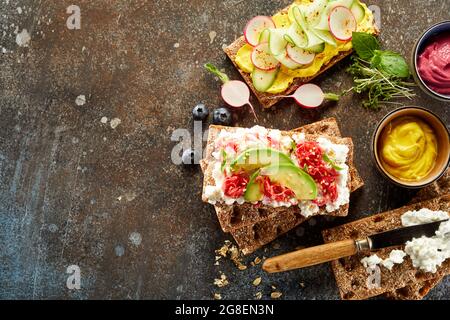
274 50 303 70
299 0 327 26
258 28 270 43
351 1 365 23
252 68 279 92
283 34 296 46
311 28 337 46
293 6 324 50
307 43 325 53
268 28 288 55
287 23 308 48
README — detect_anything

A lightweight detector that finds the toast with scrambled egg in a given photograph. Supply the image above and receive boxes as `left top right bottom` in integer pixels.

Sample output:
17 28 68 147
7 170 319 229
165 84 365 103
224 0 379 108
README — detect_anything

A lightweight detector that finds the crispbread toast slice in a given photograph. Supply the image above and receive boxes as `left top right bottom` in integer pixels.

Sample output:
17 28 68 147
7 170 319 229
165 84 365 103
202 126 355 232
384 169 449 300
322 195 450 300
224 5 379 109
229 137 360 255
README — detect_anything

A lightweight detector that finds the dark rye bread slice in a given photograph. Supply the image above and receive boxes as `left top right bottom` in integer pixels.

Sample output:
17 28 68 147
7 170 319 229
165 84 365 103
322 195 450 300
202 126 355 233
384 169 449 300
224 5 379 109
230 137 359 255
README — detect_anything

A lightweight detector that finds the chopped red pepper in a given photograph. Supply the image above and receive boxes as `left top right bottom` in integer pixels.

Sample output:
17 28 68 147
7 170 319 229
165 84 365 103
223 173 249 198
295 141 339 205
256 176 295 202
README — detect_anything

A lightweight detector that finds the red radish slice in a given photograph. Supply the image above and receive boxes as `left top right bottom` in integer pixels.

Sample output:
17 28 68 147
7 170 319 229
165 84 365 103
221 80 258 119
328 6 356 41
286 44 315 65
291 84 325 108
251 43 280 71
244 16 276 47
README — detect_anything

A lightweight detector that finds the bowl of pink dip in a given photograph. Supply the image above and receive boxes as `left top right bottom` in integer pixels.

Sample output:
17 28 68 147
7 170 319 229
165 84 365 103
412 21 450 102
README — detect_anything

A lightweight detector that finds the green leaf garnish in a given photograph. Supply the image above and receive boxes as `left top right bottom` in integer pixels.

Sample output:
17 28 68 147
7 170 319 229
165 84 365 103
323 153 343 171
204 63 230 84
352 32 380 60
221 149 227 172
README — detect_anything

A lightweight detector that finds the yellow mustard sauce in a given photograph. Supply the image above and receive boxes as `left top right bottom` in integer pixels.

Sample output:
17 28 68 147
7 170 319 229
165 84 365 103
234 0 377 94
379 117 438 182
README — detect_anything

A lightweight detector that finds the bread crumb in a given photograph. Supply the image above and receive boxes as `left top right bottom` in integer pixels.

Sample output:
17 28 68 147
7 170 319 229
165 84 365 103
271 292 282 299
214 273 229 288
75 95 86 106
209 31 217 44
271 285 277 290
253 257 262 265
16 29 30 47
214 240 247 270
110 118 121 129
255 292 262 300
213 293 222 300
299 282 305 288
173 42 180 48
252 277 262 286
100 116 108 124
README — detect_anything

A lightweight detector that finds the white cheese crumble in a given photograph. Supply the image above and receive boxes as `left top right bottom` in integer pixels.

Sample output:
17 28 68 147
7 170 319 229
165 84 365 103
361 209 449 274
401 209 449 227
381 250 407 271
361 254 382 269
405 220 450 273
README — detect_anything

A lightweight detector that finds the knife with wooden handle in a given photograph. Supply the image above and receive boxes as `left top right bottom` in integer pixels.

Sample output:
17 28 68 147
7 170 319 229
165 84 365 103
262 219 448 273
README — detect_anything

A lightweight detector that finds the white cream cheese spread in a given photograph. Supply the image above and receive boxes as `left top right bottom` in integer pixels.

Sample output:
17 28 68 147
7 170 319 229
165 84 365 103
204 126 350 217
360 209 449 274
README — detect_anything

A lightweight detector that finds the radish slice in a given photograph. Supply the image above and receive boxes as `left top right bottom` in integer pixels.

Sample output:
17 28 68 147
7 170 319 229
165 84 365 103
221 80 258 120
329 6 356 41
291 84 325 108
274 50 303 70
286 44 315 65
251 43 280 71
244 16 276 47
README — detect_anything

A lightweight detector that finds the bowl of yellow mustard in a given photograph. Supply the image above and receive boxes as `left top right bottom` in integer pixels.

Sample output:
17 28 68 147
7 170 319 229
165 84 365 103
372 107 450 188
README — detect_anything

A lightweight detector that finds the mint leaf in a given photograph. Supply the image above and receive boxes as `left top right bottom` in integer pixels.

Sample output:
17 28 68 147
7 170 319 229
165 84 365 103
352 32 380 60
371 50 410 78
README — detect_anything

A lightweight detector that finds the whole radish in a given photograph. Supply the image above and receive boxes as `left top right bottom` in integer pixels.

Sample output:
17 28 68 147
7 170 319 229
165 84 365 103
204 63 258 120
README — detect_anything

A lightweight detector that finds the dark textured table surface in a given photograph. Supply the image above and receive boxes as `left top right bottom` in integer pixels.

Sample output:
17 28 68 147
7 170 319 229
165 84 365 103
0 0 449 300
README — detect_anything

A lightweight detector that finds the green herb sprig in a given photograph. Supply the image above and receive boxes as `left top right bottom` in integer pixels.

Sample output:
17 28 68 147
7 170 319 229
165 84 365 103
344 32 416 110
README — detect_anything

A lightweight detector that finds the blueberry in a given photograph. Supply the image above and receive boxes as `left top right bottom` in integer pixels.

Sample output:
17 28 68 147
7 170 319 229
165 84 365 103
182 148 201 165
192 103 209 121
212 107 232 126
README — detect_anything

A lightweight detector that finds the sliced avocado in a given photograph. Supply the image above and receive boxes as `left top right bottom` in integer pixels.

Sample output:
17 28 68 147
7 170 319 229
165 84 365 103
244 170 264 202
231 148 294 173
260 164 317 200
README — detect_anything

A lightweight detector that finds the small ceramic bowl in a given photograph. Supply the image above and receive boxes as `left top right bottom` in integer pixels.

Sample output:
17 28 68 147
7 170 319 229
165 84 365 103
411 21 450 102
372 106 450 188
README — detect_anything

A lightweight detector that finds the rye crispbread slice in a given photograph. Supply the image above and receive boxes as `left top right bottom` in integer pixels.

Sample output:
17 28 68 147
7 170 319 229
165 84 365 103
202 126 355 233
322 195 450 300
384 169 449 300
230 137 361 255
224 5 379 109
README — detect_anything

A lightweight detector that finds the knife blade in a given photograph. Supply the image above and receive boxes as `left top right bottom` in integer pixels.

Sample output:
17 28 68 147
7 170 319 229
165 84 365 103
263 219 448 273
366 219 448 250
